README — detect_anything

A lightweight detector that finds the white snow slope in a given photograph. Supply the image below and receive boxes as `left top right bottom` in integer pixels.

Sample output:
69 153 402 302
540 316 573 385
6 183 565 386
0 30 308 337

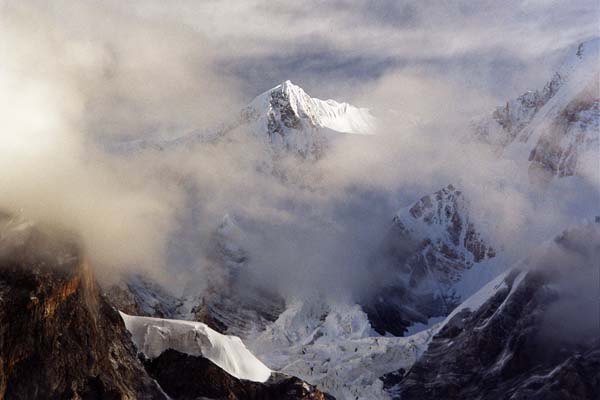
474 37 599 181
120 312 272 383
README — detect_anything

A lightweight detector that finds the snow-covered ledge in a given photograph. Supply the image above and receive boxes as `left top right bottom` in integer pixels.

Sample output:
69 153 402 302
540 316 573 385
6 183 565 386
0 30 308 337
120 312 272 383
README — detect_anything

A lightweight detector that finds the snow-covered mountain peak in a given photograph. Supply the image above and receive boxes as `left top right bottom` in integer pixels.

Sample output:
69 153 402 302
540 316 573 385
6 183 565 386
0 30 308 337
363 185 499 336
108 80 376 161
387 222 600 399
241 80 376 159
248 80 376 136
393 185 495 264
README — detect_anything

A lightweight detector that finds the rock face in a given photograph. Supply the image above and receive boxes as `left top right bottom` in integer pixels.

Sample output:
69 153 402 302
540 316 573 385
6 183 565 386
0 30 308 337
392 184 495 280
105 274 182 318
385 223 600 400
364 185 496 336
108 267 285 341
474 38 599 182
186 281 286 338
144 349 334 400
0 217 166 399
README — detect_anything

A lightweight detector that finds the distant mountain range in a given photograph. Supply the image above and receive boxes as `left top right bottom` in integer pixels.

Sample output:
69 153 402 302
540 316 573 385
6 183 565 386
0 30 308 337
1 37 597 400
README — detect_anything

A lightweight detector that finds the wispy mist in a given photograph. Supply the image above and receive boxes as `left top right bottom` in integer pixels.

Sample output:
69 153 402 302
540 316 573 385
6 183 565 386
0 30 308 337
0 0 597 304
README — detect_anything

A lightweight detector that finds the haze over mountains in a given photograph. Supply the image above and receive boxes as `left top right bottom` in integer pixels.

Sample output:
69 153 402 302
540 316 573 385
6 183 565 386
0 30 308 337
104 37 598 399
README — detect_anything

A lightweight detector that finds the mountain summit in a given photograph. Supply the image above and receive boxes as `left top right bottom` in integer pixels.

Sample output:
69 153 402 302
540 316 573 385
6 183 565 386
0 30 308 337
241 80 375 159
111 80 375 160
249 81 376 135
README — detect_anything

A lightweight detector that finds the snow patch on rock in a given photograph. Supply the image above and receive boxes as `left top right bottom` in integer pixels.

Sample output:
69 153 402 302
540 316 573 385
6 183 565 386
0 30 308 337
120 312 272 383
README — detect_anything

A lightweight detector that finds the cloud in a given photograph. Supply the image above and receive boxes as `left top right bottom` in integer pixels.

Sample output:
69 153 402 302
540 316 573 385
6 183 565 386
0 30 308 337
131 0 598 100
0 1 242 278
0 0 597 304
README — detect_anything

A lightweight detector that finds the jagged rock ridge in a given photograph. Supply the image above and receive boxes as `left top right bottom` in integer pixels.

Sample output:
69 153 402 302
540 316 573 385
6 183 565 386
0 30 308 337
363 184 496 336
243 80 375 159
0 216 166 399
474 37 600 181
384 223 600 400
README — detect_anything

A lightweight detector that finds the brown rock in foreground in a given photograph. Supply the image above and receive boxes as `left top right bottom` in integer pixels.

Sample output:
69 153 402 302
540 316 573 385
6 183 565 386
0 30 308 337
0 216 334 400
0 221 166 399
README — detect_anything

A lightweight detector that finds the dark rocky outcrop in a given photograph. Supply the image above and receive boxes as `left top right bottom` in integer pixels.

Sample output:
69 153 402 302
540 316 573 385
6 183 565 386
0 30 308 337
384 224 600 400
0 215 328 400
144 349 334 400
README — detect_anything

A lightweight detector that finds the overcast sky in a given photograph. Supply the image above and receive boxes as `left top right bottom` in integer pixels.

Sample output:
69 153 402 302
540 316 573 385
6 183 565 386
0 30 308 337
117 0 599 101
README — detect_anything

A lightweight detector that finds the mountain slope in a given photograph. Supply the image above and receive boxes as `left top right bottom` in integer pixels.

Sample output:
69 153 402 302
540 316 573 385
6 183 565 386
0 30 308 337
474 37 599 182
0 215 166 399
180 214 286 337
110 80 375 160
384 222 600 399
106 274 182 318
107 214 286 338
120 312 334 399
363 185 498 336
0 213 333 400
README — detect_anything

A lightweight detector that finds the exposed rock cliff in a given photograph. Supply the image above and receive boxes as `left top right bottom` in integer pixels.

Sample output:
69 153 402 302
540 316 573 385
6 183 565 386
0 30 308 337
0 216 166 399
384 223 600 400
